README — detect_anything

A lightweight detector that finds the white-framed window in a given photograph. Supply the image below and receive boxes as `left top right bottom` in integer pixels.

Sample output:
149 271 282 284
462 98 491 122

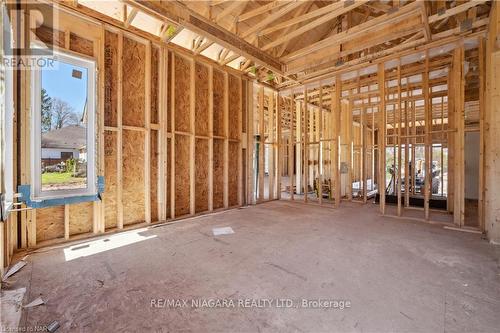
31 49 96 200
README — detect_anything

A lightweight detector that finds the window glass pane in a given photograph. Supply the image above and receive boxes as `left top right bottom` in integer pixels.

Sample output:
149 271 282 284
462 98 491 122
40 59 88 192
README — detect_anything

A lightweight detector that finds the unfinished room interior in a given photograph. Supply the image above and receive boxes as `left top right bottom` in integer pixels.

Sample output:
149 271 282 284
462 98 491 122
1 0 500 331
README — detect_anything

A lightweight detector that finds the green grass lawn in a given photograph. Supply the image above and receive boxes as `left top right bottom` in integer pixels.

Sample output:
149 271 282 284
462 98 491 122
42 172 86 185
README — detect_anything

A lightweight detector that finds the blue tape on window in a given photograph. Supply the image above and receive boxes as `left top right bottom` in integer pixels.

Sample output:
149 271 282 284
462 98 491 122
18 176 105 209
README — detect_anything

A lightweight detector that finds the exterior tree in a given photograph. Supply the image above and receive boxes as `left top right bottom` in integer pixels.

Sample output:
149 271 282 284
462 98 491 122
51 98 79 129
41 88 52 132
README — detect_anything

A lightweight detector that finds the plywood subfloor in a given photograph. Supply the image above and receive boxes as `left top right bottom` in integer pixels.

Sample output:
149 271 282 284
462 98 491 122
10 201 500 332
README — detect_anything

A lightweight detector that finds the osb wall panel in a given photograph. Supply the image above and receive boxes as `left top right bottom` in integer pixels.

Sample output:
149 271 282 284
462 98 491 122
213 70 225 137
104 131 118 229
151 130 159 222
151 46 159 124
69 202 93 235
228 142 239 207
104 31 118 127
122 130 145 225
213 139 224 209
175 135 190 216
69 33 94 57
175 55 191 133
228 74 240 140
195 63 209 136
122 37 145 127
195 139 209 213
36 206 64 242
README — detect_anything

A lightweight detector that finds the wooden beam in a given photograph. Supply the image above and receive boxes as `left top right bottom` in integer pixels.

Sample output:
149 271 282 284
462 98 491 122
420 1 431 42
281 1 420 62
428 0 488 24
259 0 356 36
241 1 305 39
215 1 245 23
262 0 369 51
131 0 284 73
124 7 138 28
238 0 293 23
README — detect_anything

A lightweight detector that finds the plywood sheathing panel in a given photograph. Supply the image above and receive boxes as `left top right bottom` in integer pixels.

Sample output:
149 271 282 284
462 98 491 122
195 63 209 136
122 37 145 127
175 55 191 133
213 70 225 137
69 33 94 57
195 139 209 213
228 141 239 207
35 25 65 48
175 134 190 216
151 46 159 124
213 138 224 209
36 206 64 242
69 202 93 236
122 130 145 225
150 130 159 222
104 31 118 127
228 74 241 140
104 131 118 229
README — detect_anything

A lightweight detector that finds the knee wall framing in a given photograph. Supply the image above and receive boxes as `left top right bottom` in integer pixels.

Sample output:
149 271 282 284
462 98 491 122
10 5 246 250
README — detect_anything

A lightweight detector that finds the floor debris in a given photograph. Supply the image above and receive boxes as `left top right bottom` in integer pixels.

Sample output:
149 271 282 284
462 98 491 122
23 297 45 308
212 227 235 236
2 260 27 281
0 287 26 329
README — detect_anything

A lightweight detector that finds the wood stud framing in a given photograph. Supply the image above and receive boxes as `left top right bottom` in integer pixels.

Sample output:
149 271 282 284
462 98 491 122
1 0 495 268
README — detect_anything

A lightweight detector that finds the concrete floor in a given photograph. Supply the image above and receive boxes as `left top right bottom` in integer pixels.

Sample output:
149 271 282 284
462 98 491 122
5 201 500 332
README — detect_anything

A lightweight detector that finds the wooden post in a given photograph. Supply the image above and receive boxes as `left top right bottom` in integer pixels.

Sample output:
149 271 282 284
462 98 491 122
397 60 403 216
269 92 275 199
346 100 353 201
145 41 152 223
302 87 309 202
223 72 229 208
277 92 282 200
478 36 485 232
318 85 323 204
424 51 431 220
247 82 254 204
208 66 214 211
333 77 342 207
378 63 386 214
117 31 124 229
170 53 176 219
258 86 265 202
288 96 295 200
159 47 168 221
189 58 196 215
453 45 465 227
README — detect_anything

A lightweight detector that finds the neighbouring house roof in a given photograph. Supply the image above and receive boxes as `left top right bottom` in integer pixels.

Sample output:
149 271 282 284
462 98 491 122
41 125 86 149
